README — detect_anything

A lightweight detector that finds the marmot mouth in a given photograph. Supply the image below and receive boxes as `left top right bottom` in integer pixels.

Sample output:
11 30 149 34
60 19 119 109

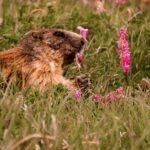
62 52 76 67
62 47 84 68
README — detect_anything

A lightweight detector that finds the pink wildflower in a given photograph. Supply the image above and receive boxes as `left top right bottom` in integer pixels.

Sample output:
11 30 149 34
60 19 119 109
116 87 124 95
115 0 126 5
116 40 122 50
117 27 127 39
92 95 101 103
76 26 88 69
96 1 105 13
116 27 130 73
122 40 129 50
105 92 115 104
122 63 129 73
120 50 130 73
77 26 88 39
115 87 125 99
75 90 81 102
75 53 84 69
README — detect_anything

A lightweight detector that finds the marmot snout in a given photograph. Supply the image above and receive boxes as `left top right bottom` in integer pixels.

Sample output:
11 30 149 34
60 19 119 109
0 28 88 91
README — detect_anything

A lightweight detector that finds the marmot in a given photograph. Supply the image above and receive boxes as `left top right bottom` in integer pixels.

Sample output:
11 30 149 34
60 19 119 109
0 28 88 91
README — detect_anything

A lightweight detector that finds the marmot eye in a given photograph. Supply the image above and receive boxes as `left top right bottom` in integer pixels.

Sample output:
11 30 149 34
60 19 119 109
53 31 65 38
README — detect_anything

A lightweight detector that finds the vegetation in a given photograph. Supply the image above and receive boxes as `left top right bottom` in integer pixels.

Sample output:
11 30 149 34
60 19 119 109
0 0 150 149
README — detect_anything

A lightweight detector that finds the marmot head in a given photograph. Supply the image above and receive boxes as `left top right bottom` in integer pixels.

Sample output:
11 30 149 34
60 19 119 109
18 28 85 67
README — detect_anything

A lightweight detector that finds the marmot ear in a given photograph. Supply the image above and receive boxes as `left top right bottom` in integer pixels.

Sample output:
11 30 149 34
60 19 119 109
32 31 43 40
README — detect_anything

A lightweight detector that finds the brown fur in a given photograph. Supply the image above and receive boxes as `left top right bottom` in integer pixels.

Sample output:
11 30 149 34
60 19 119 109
0 28 87 91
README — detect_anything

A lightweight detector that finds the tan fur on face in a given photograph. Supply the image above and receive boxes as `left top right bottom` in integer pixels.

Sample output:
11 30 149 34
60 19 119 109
0 28 85 92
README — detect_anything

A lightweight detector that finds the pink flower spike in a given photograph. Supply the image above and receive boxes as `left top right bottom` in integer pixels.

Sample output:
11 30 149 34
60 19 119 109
75 90 81 102
75 52 84 69
117 27 127 39
115 87 125 99
116 87 124 95
122 40 129 50
77 26 88 39
117 40 122 50
116 27 130 73
92 95 101 103
122 63 129 73
105 92 115 104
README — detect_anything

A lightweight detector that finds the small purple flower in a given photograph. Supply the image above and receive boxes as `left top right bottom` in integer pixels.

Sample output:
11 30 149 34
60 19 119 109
92 95 101 103
75 90 81 102
77 26 88 39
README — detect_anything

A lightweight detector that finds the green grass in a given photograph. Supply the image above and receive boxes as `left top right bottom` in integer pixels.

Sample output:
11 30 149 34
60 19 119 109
0 0 150 149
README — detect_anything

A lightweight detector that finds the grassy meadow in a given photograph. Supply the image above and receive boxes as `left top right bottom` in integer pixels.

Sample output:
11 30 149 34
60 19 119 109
0 0 150 149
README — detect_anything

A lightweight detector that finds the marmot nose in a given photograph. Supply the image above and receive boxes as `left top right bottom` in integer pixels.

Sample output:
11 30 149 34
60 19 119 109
80 38 85 46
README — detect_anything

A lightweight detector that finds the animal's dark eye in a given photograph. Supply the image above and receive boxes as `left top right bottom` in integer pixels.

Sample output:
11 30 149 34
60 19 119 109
53 31 65 38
